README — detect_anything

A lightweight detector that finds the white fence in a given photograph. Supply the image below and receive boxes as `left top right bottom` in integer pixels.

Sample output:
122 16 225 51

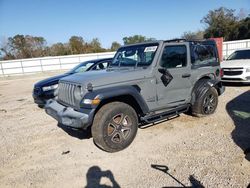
0 52 115 77
0 39 250 77
223 39 250 59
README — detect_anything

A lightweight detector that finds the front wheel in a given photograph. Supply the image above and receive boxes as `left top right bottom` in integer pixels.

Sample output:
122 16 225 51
92 102 138 152
191 86 218 117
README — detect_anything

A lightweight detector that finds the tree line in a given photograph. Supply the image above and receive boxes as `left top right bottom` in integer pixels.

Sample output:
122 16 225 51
182 7 250 40
0 33 157 60
0 35 121 60
0 7 249 60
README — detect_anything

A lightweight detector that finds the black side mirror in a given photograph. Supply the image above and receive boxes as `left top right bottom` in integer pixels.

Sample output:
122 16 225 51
158 68 167 75
158 67 173 87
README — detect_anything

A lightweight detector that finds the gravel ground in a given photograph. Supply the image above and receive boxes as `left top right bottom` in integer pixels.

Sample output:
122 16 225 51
0 73 249 188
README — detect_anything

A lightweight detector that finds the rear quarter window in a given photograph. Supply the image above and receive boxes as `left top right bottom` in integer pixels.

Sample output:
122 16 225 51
191 44 219 68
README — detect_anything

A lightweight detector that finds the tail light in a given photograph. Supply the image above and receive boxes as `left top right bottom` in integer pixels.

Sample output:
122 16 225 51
215 68 223 77
220 68 224 77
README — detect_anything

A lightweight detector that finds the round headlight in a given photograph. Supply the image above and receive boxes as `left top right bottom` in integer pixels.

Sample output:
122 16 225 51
74 85 85 100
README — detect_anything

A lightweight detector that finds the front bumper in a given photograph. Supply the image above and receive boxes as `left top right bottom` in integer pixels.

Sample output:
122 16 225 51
33 96 46 106
222 78 250 83
33 88 56 106
45 99 90 129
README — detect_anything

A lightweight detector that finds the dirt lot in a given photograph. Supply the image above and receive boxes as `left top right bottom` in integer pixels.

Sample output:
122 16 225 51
0 73 249 188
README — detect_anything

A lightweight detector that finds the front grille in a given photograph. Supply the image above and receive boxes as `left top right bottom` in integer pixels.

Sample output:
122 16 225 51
223 67 243 70
58 82 77 107
223 71 243 76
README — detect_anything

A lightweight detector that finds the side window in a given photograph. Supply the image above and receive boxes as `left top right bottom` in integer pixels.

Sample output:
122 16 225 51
191 44 218 67
160 45 187 69
93 62 109 70
145 51 155 65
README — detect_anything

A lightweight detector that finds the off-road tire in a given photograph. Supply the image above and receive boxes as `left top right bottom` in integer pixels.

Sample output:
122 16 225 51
191 80 218 117
92 102 138 152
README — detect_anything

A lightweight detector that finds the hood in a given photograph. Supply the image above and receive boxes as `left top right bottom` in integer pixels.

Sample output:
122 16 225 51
60 68 151 89
35 73 71 87
221 59 250 68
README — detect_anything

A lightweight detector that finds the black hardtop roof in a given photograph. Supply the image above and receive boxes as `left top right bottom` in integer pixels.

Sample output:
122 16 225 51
121 39 216 47
164 38 217 45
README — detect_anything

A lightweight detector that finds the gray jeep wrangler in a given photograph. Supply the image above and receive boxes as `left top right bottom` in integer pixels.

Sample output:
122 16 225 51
45 39 225 152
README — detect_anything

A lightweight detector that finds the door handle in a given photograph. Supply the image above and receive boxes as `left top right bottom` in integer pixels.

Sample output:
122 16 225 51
182 73 191 78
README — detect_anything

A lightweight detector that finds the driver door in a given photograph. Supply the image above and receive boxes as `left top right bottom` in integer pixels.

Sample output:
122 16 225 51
155 43 192 109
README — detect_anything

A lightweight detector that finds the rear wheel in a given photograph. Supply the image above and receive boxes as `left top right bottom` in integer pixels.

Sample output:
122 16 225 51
191 84 218 117
92 102 138 152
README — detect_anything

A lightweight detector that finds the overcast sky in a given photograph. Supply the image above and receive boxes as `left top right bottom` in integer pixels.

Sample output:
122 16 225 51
0 0 249 48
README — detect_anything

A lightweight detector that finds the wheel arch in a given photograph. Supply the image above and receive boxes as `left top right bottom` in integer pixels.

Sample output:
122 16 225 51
191 76 222 105
82 85 149 121
96 94 145 116
191 77 212 105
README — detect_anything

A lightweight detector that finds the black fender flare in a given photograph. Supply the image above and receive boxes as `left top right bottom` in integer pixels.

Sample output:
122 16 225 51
81 85 149 114
207 79 220 87
191 79 223 105
207 79 225 96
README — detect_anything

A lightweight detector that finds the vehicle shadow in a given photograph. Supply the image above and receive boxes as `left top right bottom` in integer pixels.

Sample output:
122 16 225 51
226 91 250 161
151 164 204 188
85 166 120 188
57 123 92 139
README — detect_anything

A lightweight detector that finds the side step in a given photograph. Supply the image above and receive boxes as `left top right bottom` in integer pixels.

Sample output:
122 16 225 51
140 104 190 124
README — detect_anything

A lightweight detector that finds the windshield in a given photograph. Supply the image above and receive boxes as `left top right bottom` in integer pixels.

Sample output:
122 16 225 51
69 61 95 73
227 50 250 60
111 43 159 67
